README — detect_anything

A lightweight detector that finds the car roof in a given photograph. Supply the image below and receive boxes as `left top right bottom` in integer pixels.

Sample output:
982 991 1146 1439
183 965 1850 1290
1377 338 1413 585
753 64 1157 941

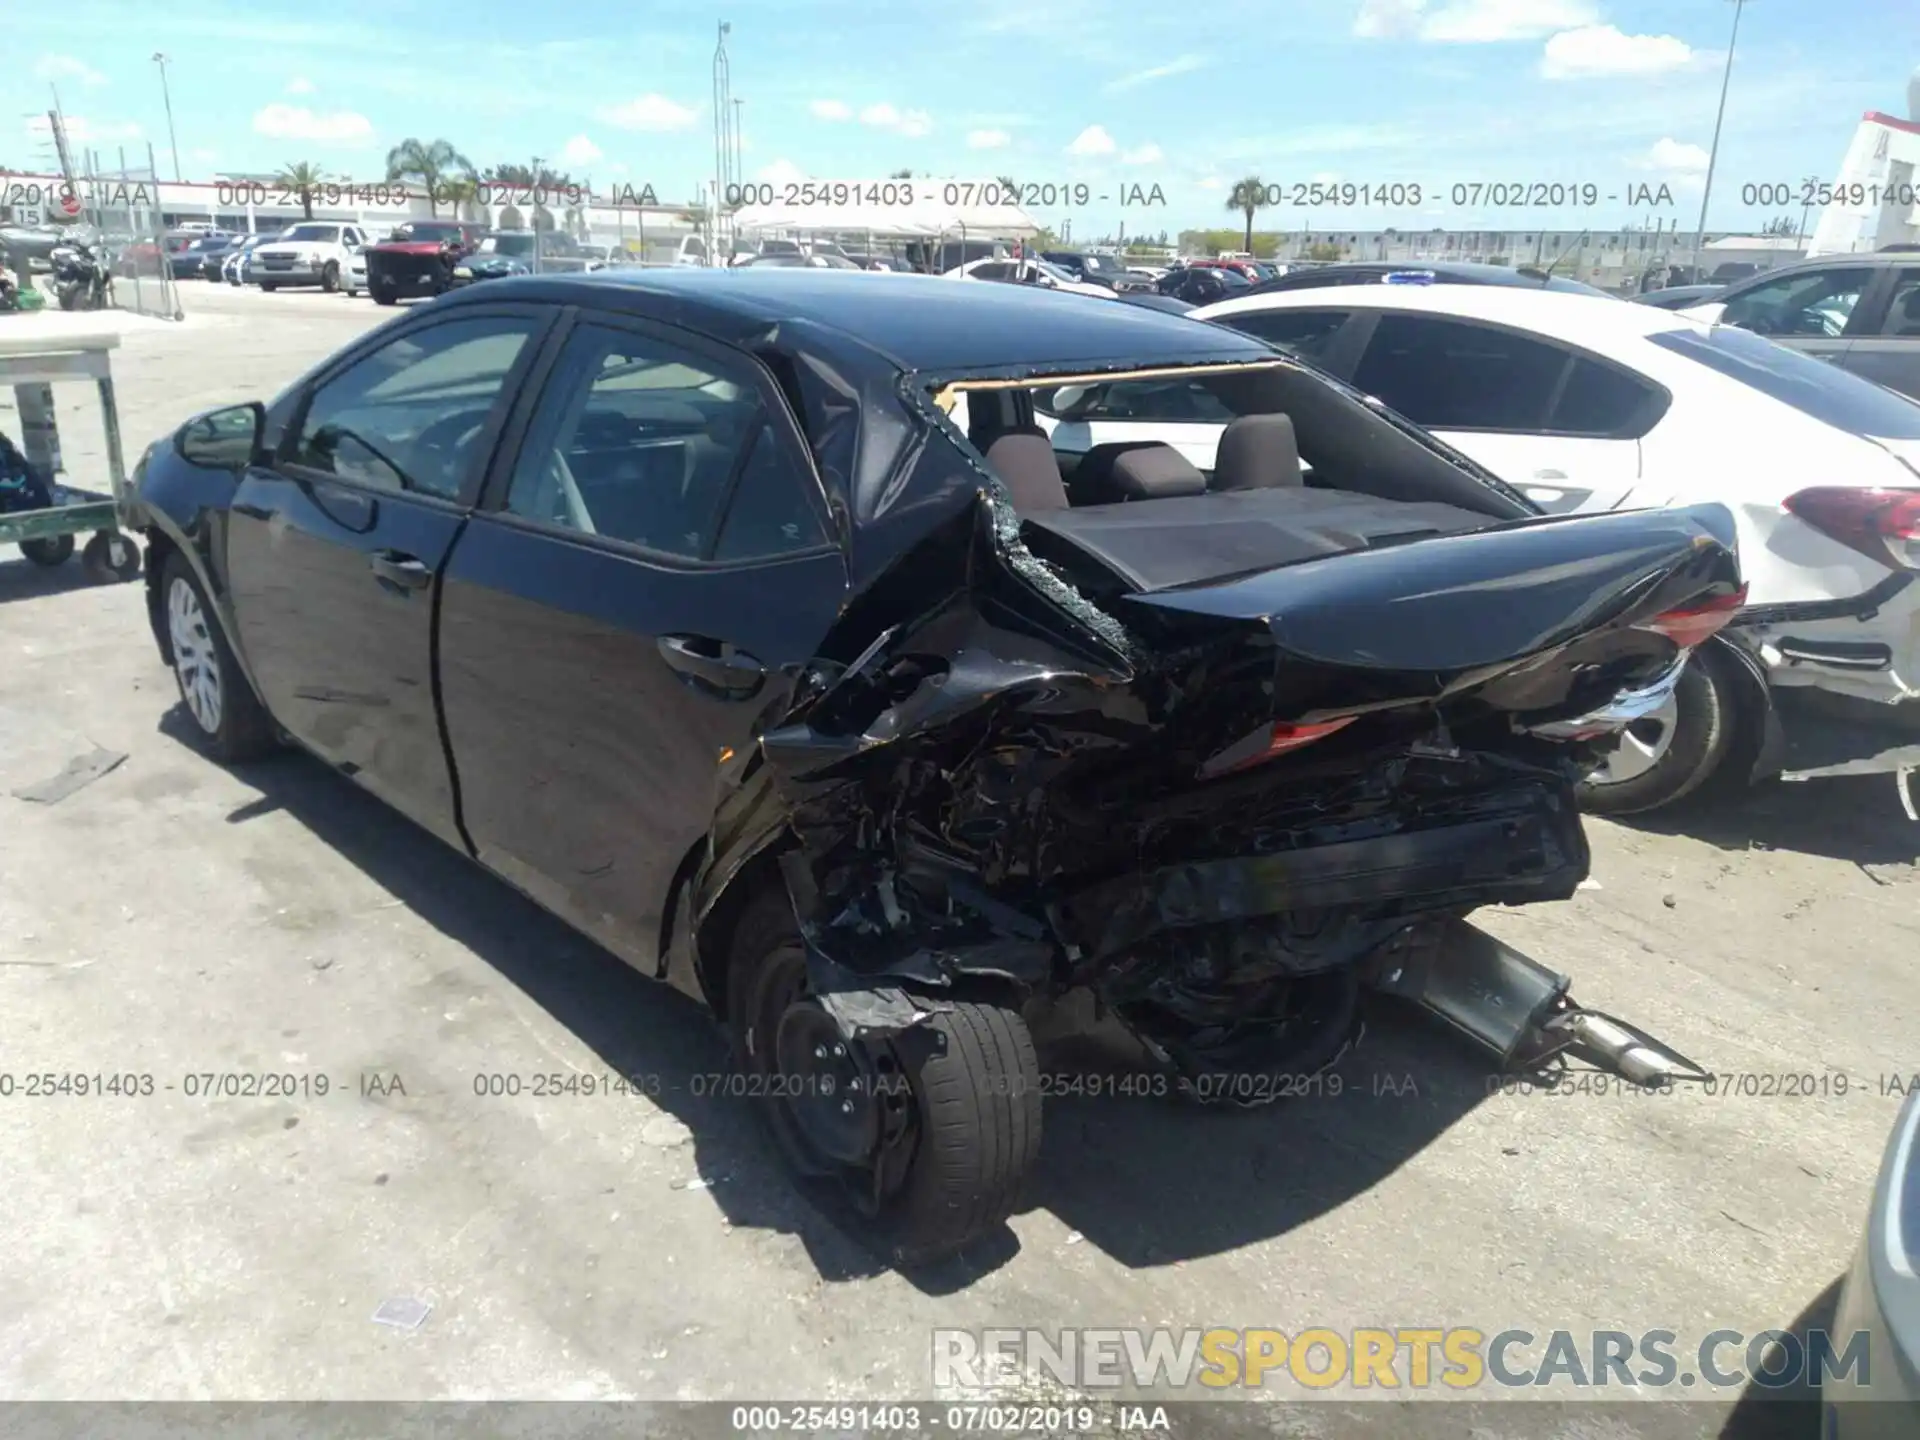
435 268 1275 373
1198 282 1700 343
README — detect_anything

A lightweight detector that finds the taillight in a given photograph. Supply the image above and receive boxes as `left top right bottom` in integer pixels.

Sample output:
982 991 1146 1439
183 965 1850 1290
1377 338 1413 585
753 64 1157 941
1636 585 1747 649
1783 487 1920 571
1198 716 1356 780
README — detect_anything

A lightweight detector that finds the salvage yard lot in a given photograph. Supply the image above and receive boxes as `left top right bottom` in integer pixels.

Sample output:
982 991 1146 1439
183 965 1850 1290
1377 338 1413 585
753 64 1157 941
0 284 1914 1426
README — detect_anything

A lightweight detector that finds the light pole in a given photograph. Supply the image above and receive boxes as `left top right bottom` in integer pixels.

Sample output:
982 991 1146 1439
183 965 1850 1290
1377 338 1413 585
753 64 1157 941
151 52 181 182
733 98 744 194
1689 0 1750 282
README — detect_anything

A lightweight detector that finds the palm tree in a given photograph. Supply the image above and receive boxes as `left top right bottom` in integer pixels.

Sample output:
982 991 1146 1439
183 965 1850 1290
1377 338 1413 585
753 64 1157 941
994 174 1020 204
275 161 327 220
1226 175 1271 254
889 168 914 180
436 175 482 223
385 138 473 216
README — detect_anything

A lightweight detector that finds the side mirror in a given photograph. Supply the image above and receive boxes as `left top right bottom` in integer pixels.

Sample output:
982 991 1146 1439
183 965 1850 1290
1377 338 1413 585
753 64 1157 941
175 402 265 470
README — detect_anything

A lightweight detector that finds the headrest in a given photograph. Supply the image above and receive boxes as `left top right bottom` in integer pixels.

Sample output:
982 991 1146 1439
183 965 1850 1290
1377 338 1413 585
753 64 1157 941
1108 445 1208 501
984 429 1069 514
1212 413 1303 491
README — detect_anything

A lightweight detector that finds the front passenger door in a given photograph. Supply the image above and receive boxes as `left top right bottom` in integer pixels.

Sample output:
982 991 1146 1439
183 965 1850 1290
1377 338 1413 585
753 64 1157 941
438 317 847 971
225 309 549 845
1841 268 1920 401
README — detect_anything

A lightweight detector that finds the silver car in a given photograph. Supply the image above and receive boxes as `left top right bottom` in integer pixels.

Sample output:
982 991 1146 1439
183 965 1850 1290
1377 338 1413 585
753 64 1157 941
1825 1087 1920 1434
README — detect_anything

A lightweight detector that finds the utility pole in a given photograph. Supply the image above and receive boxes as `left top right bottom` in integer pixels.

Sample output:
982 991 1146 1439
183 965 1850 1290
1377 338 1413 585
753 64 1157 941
152 52 181 182
1690 0 1750 282
733 97 744 194
713 20 732 263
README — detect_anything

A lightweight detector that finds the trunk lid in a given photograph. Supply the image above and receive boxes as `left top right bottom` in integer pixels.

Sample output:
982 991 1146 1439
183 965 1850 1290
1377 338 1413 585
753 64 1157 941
1120 500 1740 680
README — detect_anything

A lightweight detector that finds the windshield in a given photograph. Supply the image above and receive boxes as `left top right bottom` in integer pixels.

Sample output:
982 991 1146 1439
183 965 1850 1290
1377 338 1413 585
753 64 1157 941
1651 325 1920 439
478 234 535 257
388 222 463 243
1033 259 1078 284
284 224 339 243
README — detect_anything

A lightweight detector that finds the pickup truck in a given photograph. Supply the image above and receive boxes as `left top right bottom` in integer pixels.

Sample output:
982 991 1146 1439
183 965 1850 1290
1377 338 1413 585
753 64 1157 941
251 220 369 293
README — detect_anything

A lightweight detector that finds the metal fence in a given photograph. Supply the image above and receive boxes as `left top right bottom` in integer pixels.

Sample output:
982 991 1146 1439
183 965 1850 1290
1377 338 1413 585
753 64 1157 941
78 144 182 321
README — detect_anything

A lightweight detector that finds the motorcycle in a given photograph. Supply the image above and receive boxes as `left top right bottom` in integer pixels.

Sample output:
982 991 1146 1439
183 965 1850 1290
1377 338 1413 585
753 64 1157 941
48 239 113 311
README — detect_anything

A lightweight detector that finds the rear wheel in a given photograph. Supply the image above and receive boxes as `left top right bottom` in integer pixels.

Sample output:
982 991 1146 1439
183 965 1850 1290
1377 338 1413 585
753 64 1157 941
726 887 1041 1266
161 553 280 762
1578 651 1737 815
259 281 278 292
21 534 74 567
372 284 398 306
319 261 340 293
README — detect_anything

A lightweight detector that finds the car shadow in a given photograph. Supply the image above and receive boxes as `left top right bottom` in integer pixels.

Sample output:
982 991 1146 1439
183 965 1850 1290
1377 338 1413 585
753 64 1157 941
184 718 1496 1293
0 553 117 604
1714 1273 1840 1440
1613 774 1919 869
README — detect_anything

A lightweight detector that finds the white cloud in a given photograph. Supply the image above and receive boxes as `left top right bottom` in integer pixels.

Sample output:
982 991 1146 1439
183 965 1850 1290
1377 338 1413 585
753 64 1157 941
757 158 805 185
1355 0 1600 42
285 75 316 95
597 93 697 131
34 54 107 87
250 103 373 144
1122 143 1164 165
27 114 142 143
859 103 932 137
560 134 602 166
809 99 852 121
1540 25 1692 79
1104 55 1206 92
1066 124 1117 157
967 128 1011 149
1634 137 1710 175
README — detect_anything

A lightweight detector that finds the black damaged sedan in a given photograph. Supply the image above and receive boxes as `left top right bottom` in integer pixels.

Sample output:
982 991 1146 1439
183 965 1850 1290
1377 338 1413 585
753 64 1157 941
131 269 1743 1263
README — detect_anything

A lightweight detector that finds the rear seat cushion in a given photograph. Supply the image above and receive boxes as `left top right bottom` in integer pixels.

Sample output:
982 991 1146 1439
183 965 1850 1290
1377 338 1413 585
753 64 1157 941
1108 445 1208 501
1212 413 1302 491
983 429 1069 513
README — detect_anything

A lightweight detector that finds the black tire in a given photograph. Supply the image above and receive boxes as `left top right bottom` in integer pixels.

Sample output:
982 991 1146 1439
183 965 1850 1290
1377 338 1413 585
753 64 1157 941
259 281 277 292
726 886 1041 1265
56 281 80 311
319 261 340 294
372 285 398 306
1577 650 1737 815
80 530 142 584
20 534 75 567
158 552 280 762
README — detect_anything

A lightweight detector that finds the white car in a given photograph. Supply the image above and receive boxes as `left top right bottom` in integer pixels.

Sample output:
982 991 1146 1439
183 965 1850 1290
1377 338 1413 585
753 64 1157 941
342 246 368 297
1061 283 1920 812
250 221 368 293
941 257 1115 299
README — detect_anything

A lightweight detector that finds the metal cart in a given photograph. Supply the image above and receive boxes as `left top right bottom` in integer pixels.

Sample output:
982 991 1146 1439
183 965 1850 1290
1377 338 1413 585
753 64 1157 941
0 330 142 583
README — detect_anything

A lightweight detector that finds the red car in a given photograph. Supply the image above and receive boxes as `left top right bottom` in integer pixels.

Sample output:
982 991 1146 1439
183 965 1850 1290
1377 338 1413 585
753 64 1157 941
362 219 486 305
1189 257 1266 282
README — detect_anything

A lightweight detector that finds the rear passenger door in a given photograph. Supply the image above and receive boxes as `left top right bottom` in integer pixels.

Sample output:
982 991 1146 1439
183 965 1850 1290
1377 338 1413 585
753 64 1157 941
437 313 846 972
1347 312 1655 513
1716 263 1877 367
1840 267 1920 402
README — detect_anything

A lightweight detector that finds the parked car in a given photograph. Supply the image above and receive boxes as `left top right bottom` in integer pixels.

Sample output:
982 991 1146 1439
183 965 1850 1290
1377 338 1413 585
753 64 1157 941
1243 260 1614 299
1633 282 1726 311
1166 284 1920 813
252 221 370 293
1187 257 1266 283
1679 251 1920 402
1157 264 1251 305
361 219 486 305
1825 1086 1920 1435
196 234 245 281
1040 251 1153 293
169 232 232 279
221 233 283 286
446 230 605 288
135 269 1733 1262
941 256 1113 297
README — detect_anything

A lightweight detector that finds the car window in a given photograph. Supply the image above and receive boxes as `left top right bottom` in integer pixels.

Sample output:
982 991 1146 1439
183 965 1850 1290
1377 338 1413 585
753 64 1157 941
1216 310 1350 361
712 419 829 562
1650 325 1920 439
286 317 538 499
1719 267 1870 338
504 324 823 561
1877 270 1920 338
971 263 1012 281
1547 357 1664 436
1350 313 1568 430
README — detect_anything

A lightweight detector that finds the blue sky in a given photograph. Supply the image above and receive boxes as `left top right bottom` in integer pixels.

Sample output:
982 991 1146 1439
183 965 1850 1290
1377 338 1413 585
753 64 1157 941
10 0 1914 237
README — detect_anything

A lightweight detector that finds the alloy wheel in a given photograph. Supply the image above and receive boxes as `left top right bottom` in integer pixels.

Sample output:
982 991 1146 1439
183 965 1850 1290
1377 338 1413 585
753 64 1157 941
167 576 223 735
1586 691 1679 786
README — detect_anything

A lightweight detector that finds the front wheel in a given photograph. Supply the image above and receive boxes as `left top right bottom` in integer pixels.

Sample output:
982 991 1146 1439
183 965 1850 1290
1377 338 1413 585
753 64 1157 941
160 553 281 762
21 534 75 567
372 284 398 306
726 887 1041 1266
1577 651 1738 815
319 261 340 293
55 280 80 311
